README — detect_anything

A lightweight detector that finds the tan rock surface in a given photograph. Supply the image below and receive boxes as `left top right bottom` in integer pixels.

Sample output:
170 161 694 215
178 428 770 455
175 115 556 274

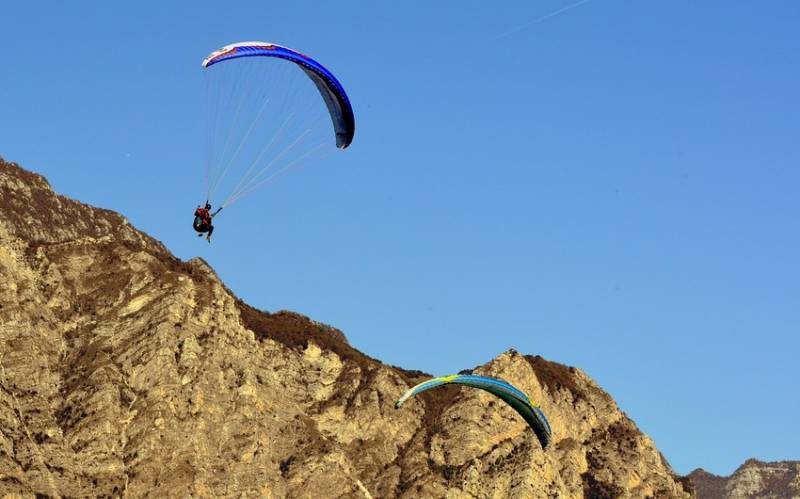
0 158 691 497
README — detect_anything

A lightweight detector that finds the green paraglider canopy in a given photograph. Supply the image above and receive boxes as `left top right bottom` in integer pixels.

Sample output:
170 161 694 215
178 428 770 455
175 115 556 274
395 374 552 449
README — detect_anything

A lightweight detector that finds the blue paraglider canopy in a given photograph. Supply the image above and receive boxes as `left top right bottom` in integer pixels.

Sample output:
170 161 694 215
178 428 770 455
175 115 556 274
203 42 354 149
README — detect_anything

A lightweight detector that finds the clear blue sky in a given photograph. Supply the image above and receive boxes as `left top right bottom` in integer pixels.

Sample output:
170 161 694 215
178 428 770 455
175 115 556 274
2 1 798 476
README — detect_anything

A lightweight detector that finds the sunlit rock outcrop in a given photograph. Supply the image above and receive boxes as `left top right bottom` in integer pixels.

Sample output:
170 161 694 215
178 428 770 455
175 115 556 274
0 158 691 497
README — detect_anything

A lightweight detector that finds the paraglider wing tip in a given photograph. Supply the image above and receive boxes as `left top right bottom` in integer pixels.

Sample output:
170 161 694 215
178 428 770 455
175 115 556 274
336 134 353 149
395 390 414 409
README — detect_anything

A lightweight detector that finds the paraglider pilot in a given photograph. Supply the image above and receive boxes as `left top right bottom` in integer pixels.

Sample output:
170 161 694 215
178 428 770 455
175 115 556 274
193 202 218 242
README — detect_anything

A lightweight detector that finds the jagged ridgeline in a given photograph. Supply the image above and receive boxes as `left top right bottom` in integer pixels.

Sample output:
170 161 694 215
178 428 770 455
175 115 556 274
0 158 692 497
687 460 800 499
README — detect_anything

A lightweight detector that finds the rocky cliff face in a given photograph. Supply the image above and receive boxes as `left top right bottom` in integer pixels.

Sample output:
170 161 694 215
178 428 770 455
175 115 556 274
0 158 691 498
687 460 800 499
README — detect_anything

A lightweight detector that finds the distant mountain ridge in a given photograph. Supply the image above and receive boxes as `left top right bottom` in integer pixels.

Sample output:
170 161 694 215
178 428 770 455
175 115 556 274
687 459 800 499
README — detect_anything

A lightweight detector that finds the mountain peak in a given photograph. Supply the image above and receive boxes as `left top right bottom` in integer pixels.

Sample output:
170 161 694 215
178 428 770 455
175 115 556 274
0 157 164 251
0 158 693 497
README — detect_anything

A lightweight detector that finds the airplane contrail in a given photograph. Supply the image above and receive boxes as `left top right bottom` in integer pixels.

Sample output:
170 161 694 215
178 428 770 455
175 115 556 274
496 0 594 39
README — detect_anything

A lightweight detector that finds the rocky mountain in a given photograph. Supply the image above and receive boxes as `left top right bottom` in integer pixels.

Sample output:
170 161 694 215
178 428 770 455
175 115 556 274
0 157 692 497
687 460 800 499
